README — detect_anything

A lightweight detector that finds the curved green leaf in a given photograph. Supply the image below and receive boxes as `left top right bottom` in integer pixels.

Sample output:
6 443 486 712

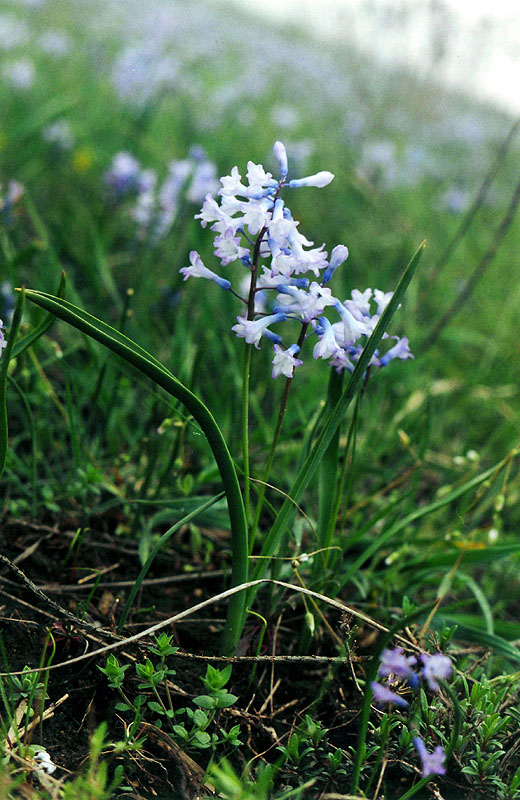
0 290 25 479
12 272 66 359
20 288 247 655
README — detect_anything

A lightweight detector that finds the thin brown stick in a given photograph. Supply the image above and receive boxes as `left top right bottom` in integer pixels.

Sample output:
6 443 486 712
0 578 423 677
0 553 121 642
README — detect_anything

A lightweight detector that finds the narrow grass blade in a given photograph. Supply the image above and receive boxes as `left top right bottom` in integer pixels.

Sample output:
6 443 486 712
118 493 224 632
317 369 343 554
437 620 520 665
20 288 248 655
337 460 502 591
251 242 425 586
406 542 520 569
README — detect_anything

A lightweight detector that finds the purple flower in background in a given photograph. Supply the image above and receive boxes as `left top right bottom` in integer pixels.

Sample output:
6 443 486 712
378 647 417 684
413 737 446 777
105 152 141 196
370 681 409 709
3 58 35 90
421 653 453 691
0 282 15 324
0 319 7 357
0 181 24 224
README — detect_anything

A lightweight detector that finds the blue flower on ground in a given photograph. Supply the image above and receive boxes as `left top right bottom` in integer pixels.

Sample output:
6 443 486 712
420 653 453 691
378 647 418 686
413 737 446 777
370 681 409 709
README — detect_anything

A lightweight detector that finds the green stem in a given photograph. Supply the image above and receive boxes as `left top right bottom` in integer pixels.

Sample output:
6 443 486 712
249 322 308 554
249 373 291 554
242 343 252 527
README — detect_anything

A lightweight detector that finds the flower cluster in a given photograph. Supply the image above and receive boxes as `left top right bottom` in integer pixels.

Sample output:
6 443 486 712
371 647 453 778
180 142 412 379
371 647 453 708
104 146 219 241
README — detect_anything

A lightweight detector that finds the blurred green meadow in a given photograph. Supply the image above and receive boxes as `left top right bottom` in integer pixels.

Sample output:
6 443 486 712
1 0 520 797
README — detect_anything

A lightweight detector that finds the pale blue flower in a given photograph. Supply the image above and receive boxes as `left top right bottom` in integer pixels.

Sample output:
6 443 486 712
379 337 414 367
313 317 340 360
334 301 369 344
219 165 247 198
214 228 250 266
271 343 302 379
180 251 231 290
240 196 273 236
273 141 288 178
245 161 276 195
288 171 334 189
232 312 286 348
196 194 237 232
420 653 452 692
275 282 336 323
370 681 408 709
413 737 446 777
257 270 309 290
322 244 349 283
345 288 373 319
373 289 394 315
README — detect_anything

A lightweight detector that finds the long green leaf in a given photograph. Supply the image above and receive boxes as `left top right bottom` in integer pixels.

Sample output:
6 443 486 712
20 288 248 655
408 543 520 569
0 290 25 480
12 272 66 359
438 618 520 664
251 241 425 587
118 493 224 631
